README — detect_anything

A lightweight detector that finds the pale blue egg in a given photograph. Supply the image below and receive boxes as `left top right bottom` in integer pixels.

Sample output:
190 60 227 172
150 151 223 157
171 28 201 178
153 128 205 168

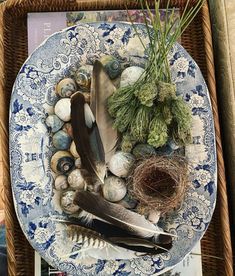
53 130 72 150
46 114 64 133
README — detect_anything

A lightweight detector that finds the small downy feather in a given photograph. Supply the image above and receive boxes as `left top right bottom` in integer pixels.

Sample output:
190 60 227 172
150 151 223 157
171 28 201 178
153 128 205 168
90 60 118 163
74 191 175 241
71 92 106 184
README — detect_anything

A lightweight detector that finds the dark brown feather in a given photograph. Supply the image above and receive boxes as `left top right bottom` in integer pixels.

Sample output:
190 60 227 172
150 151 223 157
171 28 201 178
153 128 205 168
71 92 106 183
74 191 175 240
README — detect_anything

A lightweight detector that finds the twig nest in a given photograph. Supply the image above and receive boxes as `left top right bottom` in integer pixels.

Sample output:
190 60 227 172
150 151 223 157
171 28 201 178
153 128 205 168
53 130 72 150
75 65 93 91
130 156 188 214
120 66 144 88
99 55 122 80
68 169 86 190
70 141 80 158
56 78 77 97
54 175 69 191
132 144 156 159
102 176 127 202
50 151 74 174
54 98 71 122
46 114 64 133
108 152 135 178
61 190 79 214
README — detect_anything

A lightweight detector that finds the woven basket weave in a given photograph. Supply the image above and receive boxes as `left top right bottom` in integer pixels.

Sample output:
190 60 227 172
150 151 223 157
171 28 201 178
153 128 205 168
0 0 233 275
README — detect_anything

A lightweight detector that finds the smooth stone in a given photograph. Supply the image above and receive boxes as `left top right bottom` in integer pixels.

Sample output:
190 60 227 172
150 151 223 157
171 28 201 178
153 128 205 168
132 144 156 158
120 66 144 88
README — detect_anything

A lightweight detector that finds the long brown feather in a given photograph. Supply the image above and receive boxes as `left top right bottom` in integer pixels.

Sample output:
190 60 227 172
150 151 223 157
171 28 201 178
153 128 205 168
74 191 175 240
90 60 118 163
71 92 106 183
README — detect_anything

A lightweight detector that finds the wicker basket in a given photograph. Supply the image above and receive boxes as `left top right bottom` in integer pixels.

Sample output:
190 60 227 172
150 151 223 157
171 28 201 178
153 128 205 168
0 0 233 275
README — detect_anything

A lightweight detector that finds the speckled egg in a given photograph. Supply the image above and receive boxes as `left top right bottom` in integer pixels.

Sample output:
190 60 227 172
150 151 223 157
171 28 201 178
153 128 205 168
68 169 85 190
54 175 69 191
100 55 122 80
54 98 71 122
50 151 74 174
102 176 127 202
70 141 79 158
61 190 79 214
45 114 64 133
75 65 93 91
120 66 144 88
53 130 72 150
56 78 77 97
108 152 135 178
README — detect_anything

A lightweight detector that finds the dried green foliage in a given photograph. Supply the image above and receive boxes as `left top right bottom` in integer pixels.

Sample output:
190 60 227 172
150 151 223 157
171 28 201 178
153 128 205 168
107 0 205 151
134 81 158 107
147 108 168 148
121 133 138 153
130 106 152 142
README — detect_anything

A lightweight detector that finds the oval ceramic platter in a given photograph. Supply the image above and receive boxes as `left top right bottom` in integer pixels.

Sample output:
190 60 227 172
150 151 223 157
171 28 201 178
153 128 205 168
10 22 217 275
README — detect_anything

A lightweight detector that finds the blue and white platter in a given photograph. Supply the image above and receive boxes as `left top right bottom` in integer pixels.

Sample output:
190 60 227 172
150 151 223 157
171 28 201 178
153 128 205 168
9 22 217 275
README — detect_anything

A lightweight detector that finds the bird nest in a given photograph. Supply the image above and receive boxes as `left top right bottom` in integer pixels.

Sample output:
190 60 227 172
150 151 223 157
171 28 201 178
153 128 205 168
129 155 189 214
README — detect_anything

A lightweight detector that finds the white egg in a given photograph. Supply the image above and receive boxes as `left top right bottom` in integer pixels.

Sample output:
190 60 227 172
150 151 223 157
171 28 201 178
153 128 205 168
108 151 135 178
68 169 85 190
120 66 145 88
102 176 127 202
54 175 69 191
54 98 71 122
70 141 80 158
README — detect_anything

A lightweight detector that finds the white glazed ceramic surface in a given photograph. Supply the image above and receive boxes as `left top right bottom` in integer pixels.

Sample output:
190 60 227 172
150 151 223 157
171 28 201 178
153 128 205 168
9 22 217 275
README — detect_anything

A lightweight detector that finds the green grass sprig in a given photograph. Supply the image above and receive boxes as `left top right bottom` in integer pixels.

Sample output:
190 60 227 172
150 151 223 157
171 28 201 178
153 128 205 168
108 0 205 150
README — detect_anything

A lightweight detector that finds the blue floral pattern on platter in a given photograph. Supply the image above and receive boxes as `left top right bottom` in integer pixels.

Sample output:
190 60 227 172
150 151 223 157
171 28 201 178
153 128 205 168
9 22 217 275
